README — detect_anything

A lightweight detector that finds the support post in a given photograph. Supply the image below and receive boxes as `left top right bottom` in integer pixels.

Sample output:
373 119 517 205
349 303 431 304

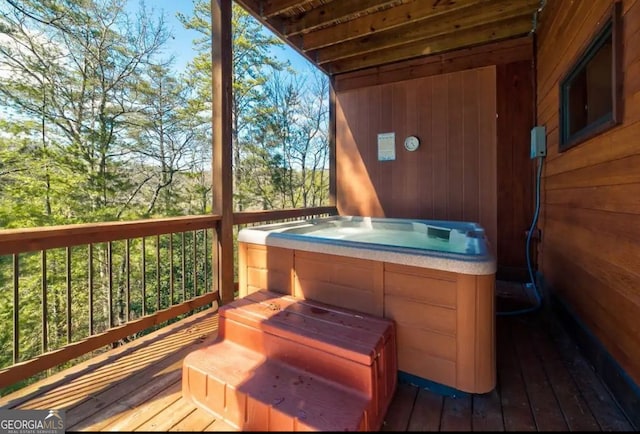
211 0 234 305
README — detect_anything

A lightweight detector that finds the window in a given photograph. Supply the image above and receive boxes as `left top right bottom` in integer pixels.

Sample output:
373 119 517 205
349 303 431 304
559 2 622 151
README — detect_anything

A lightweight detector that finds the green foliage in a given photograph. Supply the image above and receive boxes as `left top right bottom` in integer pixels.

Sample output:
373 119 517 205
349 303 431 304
0 0 329 393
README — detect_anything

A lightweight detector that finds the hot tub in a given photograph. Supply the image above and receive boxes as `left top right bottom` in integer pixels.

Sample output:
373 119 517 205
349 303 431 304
237 215 496 393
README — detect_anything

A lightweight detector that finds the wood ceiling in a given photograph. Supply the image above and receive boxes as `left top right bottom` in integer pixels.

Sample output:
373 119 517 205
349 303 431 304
235 0 543 76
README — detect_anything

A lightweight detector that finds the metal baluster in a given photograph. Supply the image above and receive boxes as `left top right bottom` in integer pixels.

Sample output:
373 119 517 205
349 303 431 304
41 250 48 353
156 235 160 312
108 242 113 328
126 239 130 322
169 234 174 306
13 254 19 364
66 247 72 344
193 230 197 297
89 244 94 336
181 232 186 301
142 237 146 316
204 229 208 293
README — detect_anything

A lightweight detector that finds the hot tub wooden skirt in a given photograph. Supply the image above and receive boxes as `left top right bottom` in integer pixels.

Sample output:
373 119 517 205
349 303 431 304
239 242 496 394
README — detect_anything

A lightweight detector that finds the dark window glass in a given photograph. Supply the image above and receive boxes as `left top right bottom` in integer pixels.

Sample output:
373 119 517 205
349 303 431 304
559 3 621 151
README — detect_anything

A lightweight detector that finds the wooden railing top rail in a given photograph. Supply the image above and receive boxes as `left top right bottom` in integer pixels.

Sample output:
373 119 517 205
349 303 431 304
233 206 337 226
0 215 222 255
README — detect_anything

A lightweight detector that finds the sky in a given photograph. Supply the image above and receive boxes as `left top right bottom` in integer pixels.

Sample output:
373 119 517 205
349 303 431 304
131 0 314 74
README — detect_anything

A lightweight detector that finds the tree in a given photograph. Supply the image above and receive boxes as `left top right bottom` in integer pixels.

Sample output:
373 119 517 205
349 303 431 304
0 0 171 222
178 1 288 211
126 63 211 217
242 68 329 209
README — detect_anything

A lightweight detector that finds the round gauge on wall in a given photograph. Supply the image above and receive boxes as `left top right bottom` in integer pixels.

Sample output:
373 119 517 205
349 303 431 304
404 135 420 152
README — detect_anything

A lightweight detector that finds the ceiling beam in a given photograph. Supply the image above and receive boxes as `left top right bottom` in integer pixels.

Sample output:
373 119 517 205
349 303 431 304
326 14 534 74
313 0 539 65
302 0 493 51
261 0 314 18
235 0 311 64
283 0 402 37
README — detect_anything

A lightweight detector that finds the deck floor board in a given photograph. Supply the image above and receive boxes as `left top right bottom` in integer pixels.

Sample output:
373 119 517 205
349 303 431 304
0 283 635 432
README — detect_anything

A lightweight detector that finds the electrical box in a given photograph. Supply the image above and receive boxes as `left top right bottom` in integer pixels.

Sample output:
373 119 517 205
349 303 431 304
530 126 547 159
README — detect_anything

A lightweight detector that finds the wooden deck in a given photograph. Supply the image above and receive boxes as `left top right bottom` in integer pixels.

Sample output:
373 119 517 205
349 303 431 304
0 282 635 432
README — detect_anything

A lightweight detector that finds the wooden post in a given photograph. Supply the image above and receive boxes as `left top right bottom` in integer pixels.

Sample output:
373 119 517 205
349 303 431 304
329 75 337 207
211 0 234 305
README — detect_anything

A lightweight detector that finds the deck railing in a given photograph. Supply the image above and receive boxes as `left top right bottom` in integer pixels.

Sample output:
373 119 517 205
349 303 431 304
0 206 336 392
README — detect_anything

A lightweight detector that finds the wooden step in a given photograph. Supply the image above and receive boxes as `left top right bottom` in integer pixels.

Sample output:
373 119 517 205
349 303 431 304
217 290 397 430
182 339 369 431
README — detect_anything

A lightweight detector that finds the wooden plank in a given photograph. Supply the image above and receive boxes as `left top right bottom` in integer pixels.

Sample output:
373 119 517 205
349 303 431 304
134 396 197 431
232 206 336 225
546 154 640 191
541 221 640 361
302 0 495 50
327 15 533 74
496 316 536 431
512 318 569 430
447 71 465 220
328 77 336 205
101 381 183 431
545 203 640 242
0 215 219 255
440 394 472 431
65 342 205 429
496 61 534 270
546 183 640 215
333 36 532 92
261 0 312 18
543 119 640 177
73 375 182 431
283 0 398 36
205 417 237 431
0 293 217 392
471 389 504 431
397 346 457 390
537 0 612 102
18 310 218 422
393 323 457 362
528 320 600 431
384 269 457 308
623 2 640 68
169 407 217 431
385 296 456 337
431 73 449 220
462 68 480 224
313 0 538 63
406 388 443 431
0 309 218 408
381 382 417 431
543 313 635 431
476 65 498 250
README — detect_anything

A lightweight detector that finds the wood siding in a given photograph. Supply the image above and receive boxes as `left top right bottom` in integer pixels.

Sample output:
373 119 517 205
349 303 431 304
536 0 640 387
335 66 499 249
497 61 536 278
334 40 535 275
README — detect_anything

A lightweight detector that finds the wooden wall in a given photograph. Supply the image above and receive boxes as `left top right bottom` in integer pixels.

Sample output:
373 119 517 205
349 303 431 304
333 38 535 277
536 0 640 386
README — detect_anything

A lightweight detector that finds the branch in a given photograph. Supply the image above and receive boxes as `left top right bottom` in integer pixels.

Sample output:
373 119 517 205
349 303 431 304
5 0 68 32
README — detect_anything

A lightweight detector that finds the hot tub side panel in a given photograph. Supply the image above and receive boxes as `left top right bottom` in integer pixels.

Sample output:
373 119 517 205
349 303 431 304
293 250 384 317
238 243 294 297
238 241 496 394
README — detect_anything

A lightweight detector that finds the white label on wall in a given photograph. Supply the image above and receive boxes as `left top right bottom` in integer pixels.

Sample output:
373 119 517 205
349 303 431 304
377 132 395 161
